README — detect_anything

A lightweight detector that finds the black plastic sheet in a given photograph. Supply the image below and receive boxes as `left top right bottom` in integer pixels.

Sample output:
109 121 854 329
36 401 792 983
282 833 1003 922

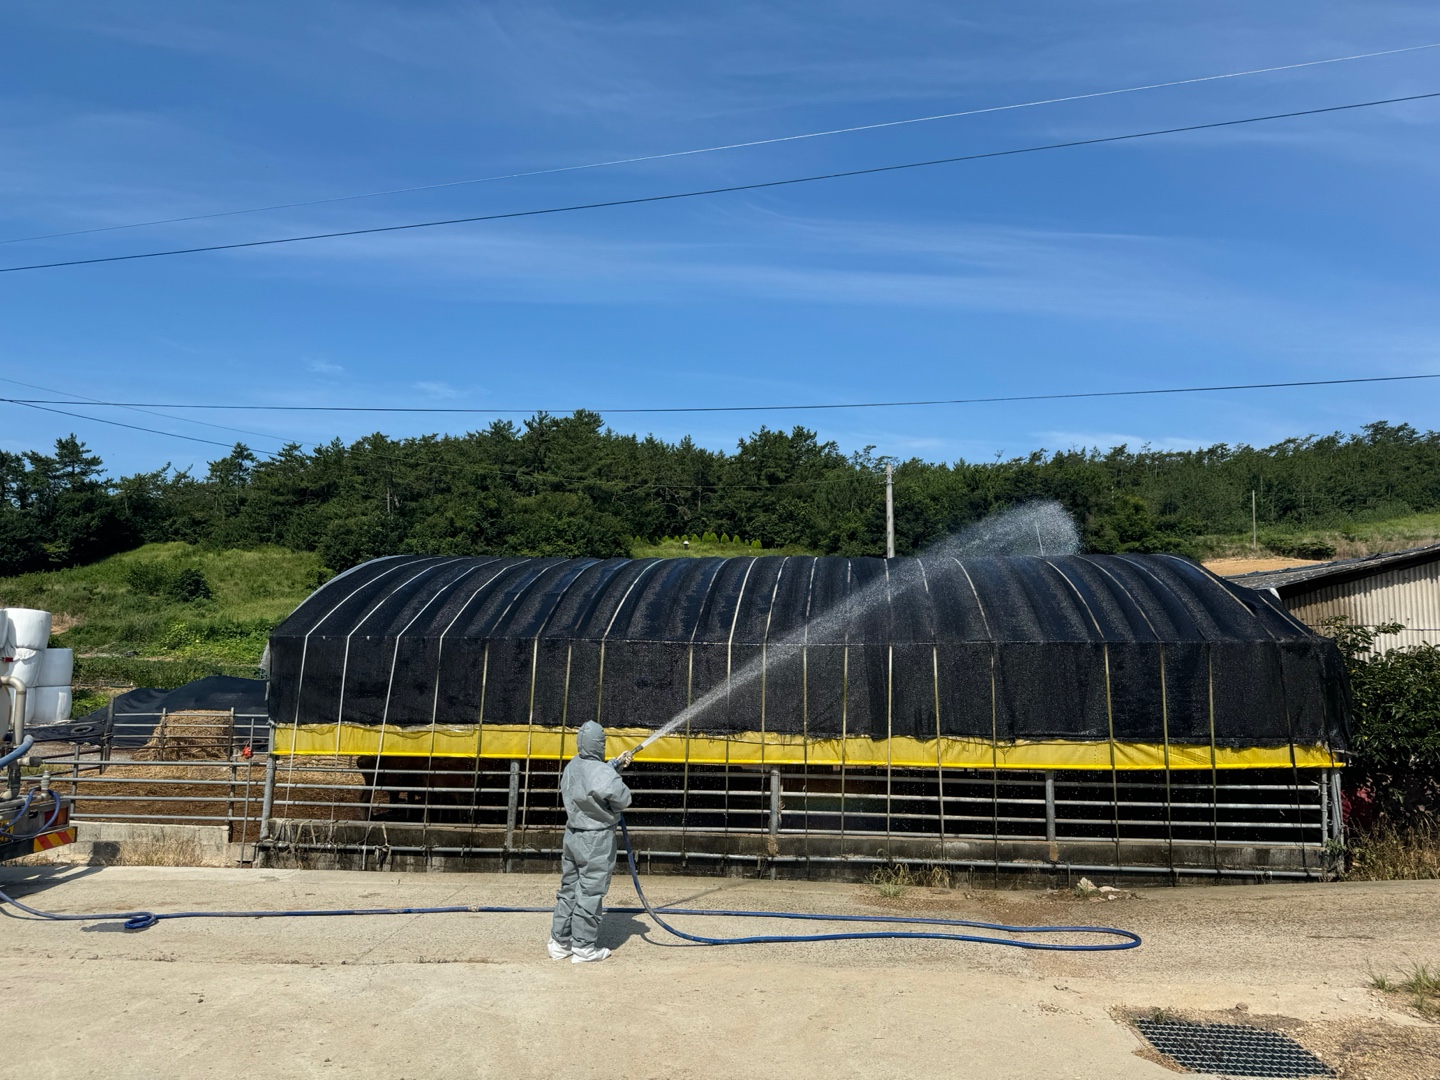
49 675 270 748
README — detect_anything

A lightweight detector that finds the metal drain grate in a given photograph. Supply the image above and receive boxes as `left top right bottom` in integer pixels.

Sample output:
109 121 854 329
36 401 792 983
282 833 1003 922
1134 1019 1334 1078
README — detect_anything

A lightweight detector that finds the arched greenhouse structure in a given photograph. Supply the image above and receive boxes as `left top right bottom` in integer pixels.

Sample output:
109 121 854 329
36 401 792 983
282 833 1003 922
261 554 1350 879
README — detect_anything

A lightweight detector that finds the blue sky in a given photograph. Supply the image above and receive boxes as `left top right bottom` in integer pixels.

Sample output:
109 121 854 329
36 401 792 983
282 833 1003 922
3 1 1440 475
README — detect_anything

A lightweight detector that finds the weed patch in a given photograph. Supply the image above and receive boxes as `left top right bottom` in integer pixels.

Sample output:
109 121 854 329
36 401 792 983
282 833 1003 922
1371 963 1440 1017
1346 820 1440 880
866 863 952 898
868 863 914 898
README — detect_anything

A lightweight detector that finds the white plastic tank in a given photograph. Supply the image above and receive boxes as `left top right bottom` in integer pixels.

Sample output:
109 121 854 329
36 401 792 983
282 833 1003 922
3 607 52 652
1 608 70 725
36 647 73 688
25 686 72 725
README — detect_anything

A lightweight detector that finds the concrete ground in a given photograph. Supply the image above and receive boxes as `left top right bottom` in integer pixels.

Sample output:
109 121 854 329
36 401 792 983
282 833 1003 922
2 865 1438 1080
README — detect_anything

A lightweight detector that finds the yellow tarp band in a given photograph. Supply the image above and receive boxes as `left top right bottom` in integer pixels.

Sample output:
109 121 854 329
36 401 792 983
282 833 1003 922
271 723 1338 770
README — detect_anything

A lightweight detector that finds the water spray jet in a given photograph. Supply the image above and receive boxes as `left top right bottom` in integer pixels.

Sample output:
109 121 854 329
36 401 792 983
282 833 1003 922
626 501 1079 760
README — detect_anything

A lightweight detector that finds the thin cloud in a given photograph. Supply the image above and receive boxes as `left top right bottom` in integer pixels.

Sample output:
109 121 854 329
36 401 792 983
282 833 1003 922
249 210 1261 331
413 380 461 400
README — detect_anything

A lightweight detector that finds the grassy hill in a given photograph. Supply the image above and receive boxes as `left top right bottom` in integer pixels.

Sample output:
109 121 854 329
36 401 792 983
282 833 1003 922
0 543 326 698
636 518 1440 563
1195 512 1440 562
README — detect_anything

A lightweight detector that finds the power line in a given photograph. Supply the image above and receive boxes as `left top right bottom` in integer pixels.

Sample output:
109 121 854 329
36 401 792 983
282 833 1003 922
7 400 239 448
3 90 1437 276
0 394 689 492
6 372 1438 417
0 375 290 446
5 41 1435 249
18 369 1440 496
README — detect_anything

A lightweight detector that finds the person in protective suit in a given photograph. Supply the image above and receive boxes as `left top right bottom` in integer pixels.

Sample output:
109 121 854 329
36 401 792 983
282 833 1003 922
549 720 634 963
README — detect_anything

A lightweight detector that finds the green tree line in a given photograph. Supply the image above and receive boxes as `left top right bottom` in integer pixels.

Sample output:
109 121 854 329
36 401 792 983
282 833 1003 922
3 415 1440 575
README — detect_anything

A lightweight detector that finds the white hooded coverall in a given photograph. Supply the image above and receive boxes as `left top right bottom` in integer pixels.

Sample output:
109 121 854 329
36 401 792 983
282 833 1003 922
550 721 632 948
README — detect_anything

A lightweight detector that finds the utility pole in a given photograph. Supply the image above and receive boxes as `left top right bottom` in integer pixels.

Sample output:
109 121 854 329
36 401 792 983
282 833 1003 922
1251 490 1258 552
885 463 895 559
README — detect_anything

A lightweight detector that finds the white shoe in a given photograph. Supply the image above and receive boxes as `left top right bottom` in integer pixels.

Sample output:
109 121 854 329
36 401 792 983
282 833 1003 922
546 938 571 960
570 944 611 964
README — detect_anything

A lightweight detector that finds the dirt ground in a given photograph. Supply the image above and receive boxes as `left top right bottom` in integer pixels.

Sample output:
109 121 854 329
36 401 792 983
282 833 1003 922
2 867 1437 1080
1202 556 1326 576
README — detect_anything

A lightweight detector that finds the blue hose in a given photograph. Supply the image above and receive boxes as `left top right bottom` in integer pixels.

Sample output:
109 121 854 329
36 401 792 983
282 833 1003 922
0 816 1140 950
1 789 63 841
614 819 1139 950
1 788 41 836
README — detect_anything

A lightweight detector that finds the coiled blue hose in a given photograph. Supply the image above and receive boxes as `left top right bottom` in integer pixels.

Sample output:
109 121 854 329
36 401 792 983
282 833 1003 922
0 816 1140 950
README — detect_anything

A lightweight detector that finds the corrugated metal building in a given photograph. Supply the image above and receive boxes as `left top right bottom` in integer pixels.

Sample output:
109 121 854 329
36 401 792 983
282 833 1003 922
1230 544 1440 652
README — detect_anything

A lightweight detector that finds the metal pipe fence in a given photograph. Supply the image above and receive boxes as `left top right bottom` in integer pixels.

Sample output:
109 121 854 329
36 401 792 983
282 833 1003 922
17 711 1339 879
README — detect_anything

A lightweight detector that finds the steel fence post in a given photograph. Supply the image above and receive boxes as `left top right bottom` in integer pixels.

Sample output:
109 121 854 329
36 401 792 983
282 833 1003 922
504 759 520 872
769 767 781 838
1329 768 1344 844
768 767 783 880
258 749 278 843
1044 770 1057 863
100 696 113 774
226 708 237 834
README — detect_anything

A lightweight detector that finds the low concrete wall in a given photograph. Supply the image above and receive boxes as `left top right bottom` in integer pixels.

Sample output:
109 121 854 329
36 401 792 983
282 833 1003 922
18 818 1327 882
20 821 248 868
257 819 1328 882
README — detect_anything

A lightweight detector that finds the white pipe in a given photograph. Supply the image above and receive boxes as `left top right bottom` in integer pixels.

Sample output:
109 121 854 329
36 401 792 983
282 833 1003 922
885 463 895 559
1 674 28 799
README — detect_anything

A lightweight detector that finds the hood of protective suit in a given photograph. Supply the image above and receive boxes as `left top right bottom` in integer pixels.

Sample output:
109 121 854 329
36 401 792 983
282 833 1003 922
561 721 632 830
576 721 606 761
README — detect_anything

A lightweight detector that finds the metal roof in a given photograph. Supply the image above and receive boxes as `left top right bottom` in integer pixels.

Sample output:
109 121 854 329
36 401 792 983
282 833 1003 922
1228 542 1440 596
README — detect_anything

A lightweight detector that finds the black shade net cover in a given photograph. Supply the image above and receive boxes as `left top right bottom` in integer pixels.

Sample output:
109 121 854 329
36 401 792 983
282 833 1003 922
266 555 1348 769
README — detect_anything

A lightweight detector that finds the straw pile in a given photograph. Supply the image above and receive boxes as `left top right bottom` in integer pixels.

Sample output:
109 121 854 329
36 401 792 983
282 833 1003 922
133 710 233 761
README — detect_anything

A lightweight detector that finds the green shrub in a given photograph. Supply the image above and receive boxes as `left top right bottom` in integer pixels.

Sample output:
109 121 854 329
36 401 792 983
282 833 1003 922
1261 534 1337 560
1322 617 1440 819
124 558 214 602
124 561 172 596
70 688 111 717
169 567 213 602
